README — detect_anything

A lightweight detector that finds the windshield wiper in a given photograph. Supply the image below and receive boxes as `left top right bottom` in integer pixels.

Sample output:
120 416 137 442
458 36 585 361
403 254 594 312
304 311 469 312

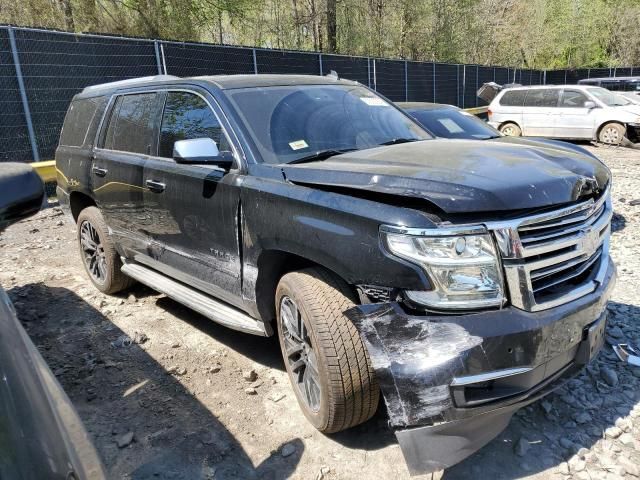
378 138 419 146
286 148 356 165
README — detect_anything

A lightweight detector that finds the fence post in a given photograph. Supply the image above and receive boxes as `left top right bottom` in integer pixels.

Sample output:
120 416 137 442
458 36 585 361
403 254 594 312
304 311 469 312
252 48 258 74
153 41 163 74
564 70 567 85
432 63 436 102
159 43 168 74
404 60 408 101
367 58 371 88
543 70 547 85
373 59 377 90
319 53 323 76
475 66 479 107
8 27 39 162
461 65 465 108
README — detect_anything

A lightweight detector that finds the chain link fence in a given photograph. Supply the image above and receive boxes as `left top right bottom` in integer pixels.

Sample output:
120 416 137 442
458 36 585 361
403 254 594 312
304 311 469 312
1 25 638 163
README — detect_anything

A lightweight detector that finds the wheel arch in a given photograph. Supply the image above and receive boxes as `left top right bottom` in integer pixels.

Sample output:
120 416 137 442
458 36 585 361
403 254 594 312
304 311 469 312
253 249 358 328
69 191 97 223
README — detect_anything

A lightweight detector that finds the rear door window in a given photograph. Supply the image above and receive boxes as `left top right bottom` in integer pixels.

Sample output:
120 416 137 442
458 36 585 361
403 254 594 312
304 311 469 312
103 93 158 154
158 91 231 159
523 89 560 107
499 90 526 106
560 90 589 108
60 97 106 147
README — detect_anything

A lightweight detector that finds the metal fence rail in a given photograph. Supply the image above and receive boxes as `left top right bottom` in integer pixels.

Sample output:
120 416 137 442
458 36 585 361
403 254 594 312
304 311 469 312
1 25 638 163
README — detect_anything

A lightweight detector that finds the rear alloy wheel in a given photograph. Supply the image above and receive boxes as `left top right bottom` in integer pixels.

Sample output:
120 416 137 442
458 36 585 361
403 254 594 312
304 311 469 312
80 220 107 285
499 122 522 136
76 207 135 294
598 122 625 145
276 267 379 433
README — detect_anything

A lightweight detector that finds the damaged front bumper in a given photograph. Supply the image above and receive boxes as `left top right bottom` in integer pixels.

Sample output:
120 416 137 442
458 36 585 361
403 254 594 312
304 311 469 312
348 257 616 475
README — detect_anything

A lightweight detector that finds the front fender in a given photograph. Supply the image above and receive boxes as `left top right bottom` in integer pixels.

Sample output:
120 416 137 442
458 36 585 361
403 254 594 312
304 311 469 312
239 175 432 294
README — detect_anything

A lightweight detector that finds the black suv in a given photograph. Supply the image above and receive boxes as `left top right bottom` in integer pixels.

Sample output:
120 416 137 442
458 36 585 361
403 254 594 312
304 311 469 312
56 74 615 474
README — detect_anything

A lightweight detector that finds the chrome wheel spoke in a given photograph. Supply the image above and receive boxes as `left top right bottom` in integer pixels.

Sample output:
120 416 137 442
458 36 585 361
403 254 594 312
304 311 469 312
279 295 322 413
80 221 106 283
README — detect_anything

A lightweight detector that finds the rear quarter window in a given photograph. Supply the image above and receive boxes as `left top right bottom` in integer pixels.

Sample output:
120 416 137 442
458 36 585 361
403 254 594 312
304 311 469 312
498 90 526 107
103 93 158 154
59 97 106 147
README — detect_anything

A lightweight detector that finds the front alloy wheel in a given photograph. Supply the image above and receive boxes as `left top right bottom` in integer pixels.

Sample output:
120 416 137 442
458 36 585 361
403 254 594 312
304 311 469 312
280 296 322 412
275 267 379 433
599 123 625 145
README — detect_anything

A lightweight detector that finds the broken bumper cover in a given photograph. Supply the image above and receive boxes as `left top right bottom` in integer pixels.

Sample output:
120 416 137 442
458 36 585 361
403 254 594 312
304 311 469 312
348 257 616 475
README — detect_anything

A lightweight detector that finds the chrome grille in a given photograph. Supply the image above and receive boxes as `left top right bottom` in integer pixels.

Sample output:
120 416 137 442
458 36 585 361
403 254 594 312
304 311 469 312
488 188 612 312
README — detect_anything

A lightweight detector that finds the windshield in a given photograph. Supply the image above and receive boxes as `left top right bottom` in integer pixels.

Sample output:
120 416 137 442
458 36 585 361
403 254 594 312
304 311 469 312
587 87 631 106
407 107 500 139
226 84 431 164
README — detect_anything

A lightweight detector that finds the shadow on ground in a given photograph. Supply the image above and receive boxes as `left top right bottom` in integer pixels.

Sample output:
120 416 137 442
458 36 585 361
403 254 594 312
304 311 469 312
10 282 303 480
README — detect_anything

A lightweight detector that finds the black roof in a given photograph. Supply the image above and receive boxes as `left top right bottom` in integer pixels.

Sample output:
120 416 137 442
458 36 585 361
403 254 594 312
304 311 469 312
77 74 359 98
197 74 358 89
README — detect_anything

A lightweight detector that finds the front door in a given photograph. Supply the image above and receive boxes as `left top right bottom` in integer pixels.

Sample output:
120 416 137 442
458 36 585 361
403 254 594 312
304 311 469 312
554 89 597 139
140 90 243 307
521 88 559 137
91 92 161 256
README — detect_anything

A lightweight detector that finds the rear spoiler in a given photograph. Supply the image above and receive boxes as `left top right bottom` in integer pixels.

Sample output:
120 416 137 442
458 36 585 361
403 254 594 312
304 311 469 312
477 82 523 103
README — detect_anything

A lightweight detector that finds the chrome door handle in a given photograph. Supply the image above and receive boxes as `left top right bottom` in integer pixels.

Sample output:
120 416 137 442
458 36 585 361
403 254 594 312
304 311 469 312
145 180 166 193
92 166 107 177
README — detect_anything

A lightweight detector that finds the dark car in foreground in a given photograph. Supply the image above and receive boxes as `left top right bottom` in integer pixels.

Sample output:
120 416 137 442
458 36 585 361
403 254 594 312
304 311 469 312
56 74 614 475
0 164 105 480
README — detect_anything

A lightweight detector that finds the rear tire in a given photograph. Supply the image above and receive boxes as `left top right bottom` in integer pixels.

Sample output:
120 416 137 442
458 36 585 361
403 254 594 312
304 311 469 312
598 122 625 145
275 267 379 433
77 206 135 294
499 122 522 136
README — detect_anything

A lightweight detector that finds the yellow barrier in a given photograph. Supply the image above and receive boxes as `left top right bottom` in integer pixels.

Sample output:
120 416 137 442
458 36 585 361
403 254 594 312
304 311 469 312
32 160 56 183
463 106 489 115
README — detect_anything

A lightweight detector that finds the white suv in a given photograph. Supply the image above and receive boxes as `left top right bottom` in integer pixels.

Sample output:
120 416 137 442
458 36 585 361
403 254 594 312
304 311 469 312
488 84 640 144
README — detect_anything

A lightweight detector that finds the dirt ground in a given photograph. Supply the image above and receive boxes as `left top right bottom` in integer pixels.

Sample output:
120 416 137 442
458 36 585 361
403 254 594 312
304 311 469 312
1 144 639 480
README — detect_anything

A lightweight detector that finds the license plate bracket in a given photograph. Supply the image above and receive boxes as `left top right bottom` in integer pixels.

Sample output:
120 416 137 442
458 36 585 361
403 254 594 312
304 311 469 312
575 313 607 365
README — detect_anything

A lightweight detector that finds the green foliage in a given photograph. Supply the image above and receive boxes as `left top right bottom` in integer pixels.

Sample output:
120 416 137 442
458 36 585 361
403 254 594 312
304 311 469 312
1 0 639 68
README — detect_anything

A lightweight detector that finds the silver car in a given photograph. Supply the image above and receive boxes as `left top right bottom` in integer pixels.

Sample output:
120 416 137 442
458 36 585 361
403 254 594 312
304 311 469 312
578 76 640 105
488 85 640 144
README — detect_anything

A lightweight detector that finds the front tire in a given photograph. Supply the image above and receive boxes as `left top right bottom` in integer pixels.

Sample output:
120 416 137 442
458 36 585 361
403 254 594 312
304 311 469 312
499 122 522 136
598 122 625 145
77 206 134 294
276 267 379 433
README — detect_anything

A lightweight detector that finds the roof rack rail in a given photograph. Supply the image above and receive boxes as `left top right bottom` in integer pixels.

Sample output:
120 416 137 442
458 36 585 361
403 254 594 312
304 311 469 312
82 75 179 93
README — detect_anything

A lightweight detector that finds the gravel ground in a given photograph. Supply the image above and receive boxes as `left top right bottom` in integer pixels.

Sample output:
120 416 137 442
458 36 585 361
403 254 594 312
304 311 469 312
1 144 639 480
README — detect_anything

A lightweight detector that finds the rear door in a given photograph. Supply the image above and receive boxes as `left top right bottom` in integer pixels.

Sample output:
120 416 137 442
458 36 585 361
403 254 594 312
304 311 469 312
91 92 161 256
521 88 559 136
140 89 244 306
554 89 596 139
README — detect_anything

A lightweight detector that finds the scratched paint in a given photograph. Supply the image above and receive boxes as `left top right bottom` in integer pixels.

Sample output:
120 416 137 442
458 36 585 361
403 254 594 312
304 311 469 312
348 302 482 427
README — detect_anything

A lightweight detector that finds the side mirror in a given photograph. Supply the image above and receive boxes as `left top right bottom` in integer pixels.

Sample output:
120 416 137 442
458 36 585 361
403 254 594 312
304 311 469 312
173 138 234 167
584 101 596 109
0 163 45 232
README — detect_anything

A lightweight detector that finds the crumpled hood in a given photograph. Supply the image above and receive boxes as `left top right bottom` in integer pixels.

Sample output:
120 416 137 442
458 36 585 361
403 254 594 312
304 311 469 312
281 139 610 214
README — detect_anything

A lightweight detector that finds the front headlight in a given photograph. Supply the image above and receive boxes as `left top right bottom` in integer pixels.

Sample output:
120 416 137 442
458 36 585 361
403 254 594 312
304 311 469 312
382 229 505 310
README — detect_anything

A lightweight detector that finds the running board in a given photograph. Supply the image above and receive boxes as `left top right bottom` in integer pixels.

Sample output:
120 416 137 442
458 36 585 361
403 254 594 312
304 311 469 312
121 262 268 336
